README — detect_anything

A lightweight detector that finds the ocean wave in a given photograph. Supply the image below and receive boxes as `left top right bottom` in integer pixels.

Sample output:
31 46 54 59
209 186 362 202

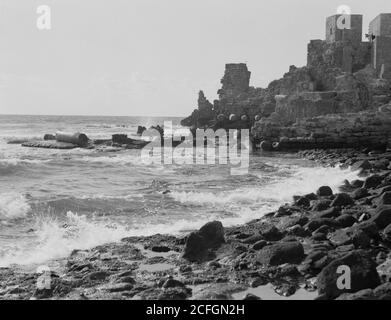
170 166 360 206
0 208 265 267
0 193 31 220
0 158 51 174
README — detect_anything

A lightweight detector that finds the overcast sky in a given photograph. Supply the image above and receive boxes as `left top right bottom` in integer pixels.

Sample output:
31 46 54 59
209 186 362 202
0 0 390 117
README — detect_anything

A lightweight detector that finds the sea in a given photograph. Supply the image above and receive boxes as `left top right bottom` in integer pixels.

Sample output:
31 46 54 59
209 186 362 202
0 114 360 269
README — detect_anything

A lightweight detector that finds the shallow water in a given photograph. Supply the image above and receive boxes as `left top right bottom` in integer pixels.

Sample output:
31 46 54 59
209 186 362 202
0 114 360 268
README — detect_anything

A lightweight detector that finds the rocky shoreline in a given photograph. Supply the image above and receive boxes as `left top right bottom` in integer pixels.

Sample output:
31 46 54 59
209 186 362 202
1 147 391 300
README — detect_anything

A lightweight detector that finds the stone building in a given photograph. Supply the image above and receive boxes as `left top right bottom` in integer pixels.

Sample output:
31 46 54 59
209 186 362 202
369 13 391 80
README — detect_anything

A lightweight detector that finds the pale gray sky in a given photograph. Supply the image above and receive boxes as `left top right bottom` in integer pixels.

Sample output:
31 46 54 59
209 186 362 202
0 0 390 116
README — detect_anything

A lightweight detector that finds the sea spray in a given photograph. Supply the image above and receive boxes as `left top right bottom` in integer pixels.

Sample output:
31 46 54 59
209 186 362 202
0 193 31 220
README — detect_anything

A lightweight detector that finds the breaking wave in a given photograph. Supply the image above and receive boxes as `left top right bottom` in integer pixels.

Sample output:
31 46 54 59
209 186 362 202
170 165 360 206
0 193 31 220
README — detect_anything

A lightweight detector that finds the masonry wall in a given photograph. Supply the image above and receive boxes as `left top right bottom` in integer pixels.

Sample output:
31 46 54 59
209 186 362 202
252 108 391 150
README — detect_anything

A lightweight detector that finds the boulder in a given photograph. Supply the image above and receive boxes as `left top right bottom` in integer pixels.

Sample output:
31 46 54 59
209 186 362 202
258 224 282 241
317 186 333 197
256 241 305 266
369 205 391 229
331 193 354 207
316 207 341 219
198 221 225 248
351 188 369 200
351 180 364 189
182 221 225 262
305 218 339 232
312 199 332 211
335 214 357 228
363 175 383 189
317 250 380 299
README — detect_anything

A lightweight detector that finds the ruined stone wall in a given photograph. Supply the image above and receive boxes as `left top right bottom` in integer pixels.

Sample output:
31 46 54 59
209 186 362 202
252 105 391 150
307 40 371 88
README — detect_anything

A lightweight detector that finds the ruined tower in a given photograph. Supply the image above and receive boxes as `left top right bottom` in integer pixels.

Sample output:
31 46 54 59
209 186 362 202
218 63 251 99
325 14 363 44
369 13 391 80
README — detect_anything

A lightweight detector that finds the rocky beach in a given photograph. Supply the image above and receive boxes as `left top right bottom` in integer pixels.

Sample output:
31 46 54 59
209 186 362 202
1 147 391 300
2 6 391 304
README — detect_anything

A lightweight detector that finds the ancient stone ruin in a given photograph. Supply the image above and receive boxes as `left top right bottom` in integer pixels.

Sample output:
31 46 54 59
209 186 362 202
181 13 391 151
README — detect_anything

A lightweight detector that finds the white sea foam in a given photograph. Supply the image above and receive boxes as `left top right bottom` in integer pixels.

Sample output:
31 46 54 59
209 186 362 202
0 193 31 220
0 158 51 167
0 165 361 268
0 208 265 267
170 166 360 206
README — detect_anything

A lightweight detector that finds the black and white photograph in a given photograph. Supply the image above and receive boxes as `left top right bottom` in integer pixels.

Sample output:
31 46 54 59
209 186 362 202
1 0 391 308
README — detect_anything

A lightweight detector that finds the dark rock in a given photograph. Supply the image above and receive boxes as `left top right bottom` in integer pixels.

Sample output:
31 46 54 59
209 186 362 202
198 221 225 247
357 221 379 238
373 282 391 300
337 289 375 300
250 277 268 288
242 234 264 244
158 287 190 300
369 205 391 229
329 227 370 248
305 193 318 201
313 225 331 235
243 293 261 300
312 233 327 241
257 241 305 266
162 278 185 289
316 206 341 219
352 188 369 200
363 175 383 189
137 126 147 135
151 246 171 253
274 283 297 297
372 159 390 170
312 199 332 211
182 221 225 262
305 218 339 232
317 250 380 299
376 192 391 206
351 180 364 189
287 225 307 237
105 283 133 293
84 271 110 282
351 160 372 171
317 186 333 197
335 214 357 228
252 240 267 250
331 193 354 207
258 224 282 241
296 196 310 208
